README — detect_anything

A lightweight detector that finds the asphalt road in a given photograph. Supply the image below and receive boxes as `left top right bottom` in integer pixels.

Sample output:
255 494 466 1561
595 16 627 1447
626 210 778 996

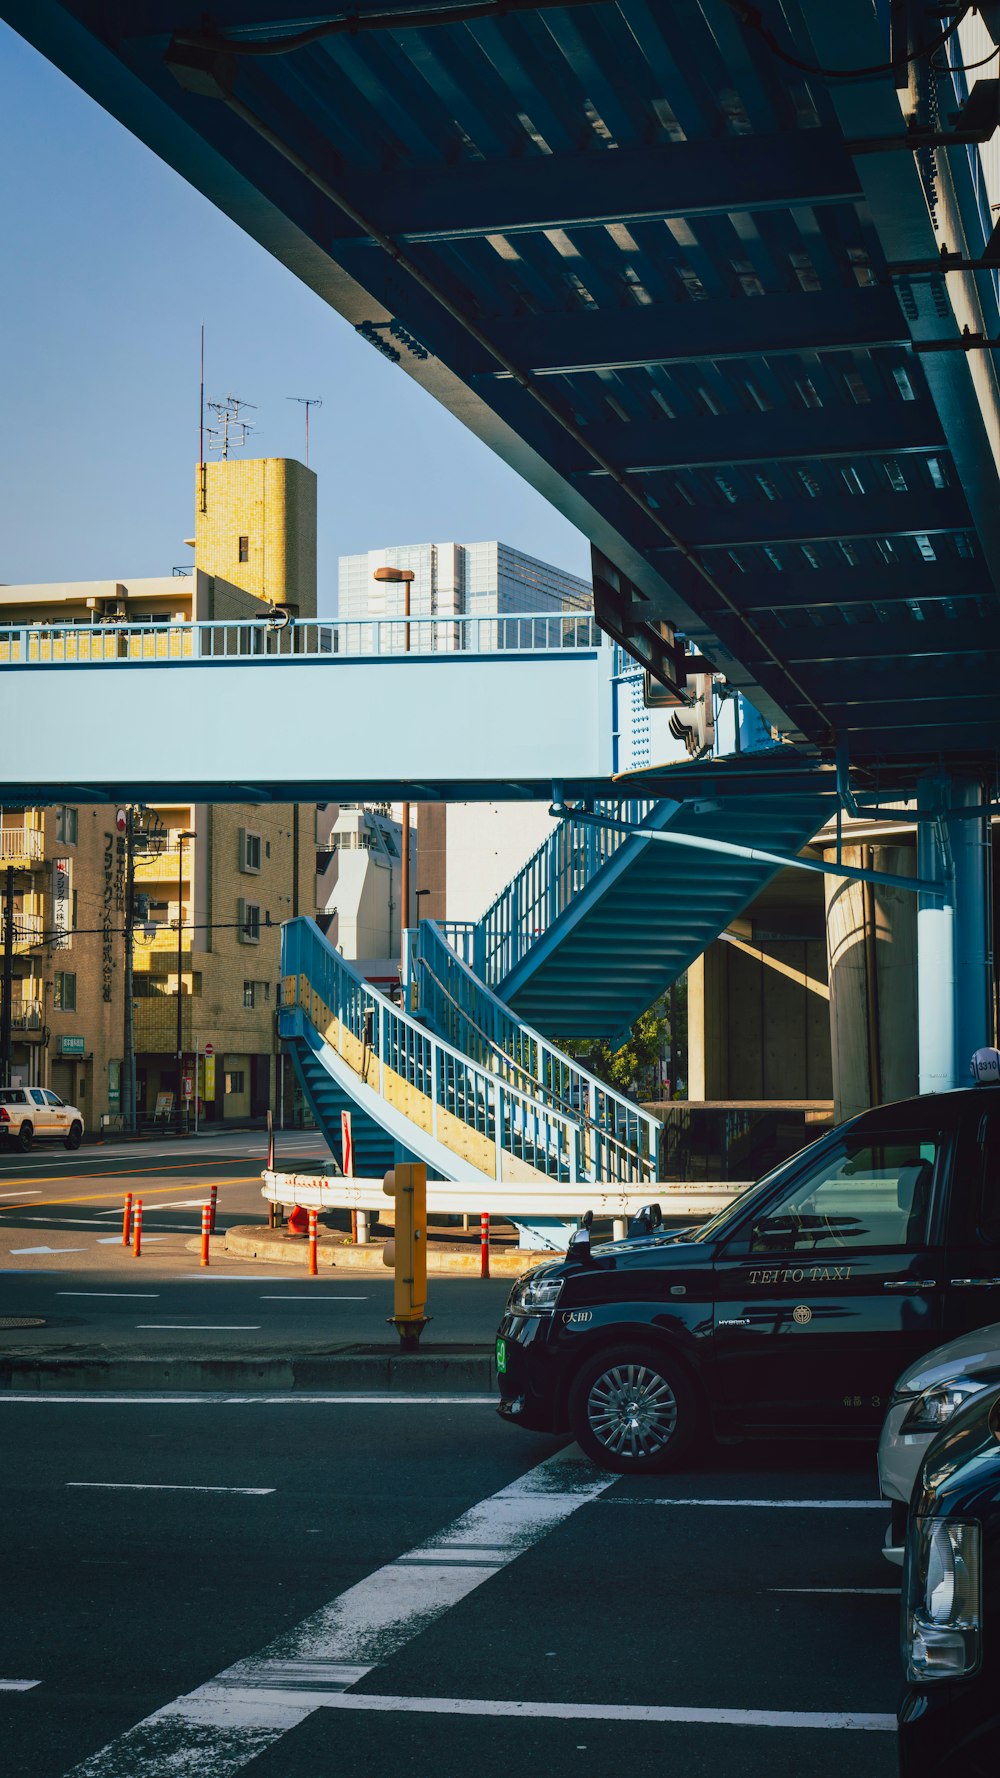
0 1398 899 1778
0 1135 511 1348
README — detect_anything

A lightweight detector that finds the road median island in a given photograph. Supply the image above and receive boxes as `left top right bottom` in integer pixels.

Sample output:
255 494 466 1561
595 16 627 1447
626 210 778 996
0 1341 497 1394
218 1222 544 1277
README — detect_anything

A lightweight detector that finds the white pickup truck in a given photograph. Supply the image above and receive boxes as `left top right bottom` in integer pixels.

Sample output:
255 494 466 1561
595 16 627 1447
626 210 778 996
0 1086 85 1151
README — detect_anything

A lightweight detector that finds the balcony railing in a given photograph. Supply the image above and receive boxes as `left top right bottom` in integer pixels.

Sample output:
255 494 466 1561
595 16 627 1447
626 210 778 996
10 998 42 1031
13 912 44 952
0 827 44 866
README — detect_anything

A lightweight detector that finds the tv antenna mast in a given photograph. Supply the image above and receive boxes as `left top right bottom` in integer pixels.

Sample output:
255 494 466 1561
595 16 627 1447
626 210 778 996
206 394 256 459
287 396 323 467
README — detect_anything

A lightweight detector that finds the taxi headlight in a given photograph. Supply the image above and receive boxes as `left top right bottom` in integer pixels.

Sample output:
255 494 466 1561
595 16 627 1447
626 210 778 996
904 1519 981 1682
899 1378 986 1434
507 1273 565 1316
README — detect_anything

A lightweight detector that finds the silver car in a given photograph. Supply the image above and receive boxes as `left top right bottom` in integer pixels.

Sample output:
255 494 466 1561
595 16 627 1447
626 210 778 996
878 1320 1000 1565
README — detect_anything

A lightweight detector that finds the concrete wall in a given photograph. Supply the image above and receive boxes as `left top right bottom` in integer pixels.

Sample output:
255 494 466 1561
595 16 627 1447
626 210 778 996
443 802 556 923
687 870 832 1102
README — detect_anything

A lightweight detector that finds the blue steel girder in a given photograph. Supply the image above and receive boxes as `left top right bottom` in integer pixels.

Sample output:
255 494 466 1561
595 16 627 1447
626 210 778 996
6 0 1000 769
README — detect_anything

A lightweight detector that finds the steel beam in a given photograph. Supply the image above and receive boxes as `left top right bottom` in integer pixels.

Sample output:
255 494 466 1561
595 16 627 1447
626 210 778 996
329 130 862 243
476 290 912 378
649 489 970 552
724 563 995 613
750 617 1000 665
573 404 946 477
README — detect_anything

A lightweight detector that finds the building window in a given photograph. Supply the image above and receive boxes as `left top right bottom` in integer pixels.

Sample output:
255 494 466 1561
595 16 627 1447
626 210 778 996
243 980 271 1008
55 806 78 845
239 900 261 944
225 1069 246 1096
54 971 77 1011
238 535 249 563
239 828 262 874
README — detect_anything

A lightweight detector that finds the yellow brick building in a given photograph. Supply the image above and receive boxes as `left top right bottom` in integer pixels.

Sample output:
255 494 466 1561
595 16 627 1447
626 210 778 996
0 457 316 1129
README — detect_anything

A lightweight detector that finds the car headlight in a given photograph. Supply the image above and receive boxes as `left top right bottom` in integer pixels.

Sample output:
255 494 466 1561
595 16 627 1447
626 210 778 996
904 1518 981 1682
899 1378 987 1434
506 1272 565 1316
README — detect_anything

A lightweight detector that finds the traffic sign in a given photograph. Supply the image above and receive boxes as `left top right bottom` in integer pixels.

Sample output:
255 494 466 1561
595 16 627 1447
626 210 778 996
203 1042 214 1055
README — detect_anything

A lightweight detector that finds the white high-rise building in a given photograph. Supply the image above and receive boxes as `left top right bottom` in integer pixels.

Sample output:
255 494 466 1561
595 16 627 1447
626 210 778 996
338 539 591 651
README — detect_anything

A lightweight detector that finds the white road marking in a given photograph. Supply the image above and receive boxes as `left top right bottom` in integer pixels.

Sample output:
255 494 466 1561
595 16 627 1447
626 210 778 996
95 1236 166 1245
319 1694 896 1731
0 1394 496 1405
259 1295 369 1301
0 1190 43 1199
603 1498 887 1510
20 1218 116 1226
136 1325 262 1331
58 1292 160 1299
67 1483 274 1496
0 1679 41 1691
58 1449 612 1777
140 1200 218 1210
770 1587 899 1596
9 1246 88 1255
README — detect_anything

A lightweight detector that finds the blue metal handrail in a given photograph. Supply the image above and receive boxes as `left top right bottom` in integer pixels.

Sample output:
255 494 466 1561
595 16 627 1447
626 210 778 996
413 921 659 1183
282 916 649 1185
440 798 661 987
0 612 604 666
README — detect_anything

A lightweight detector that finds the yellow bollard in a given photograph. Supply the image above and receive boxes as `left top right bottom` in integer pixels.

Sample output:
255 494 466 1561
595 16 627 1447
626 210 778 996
382 1164 430 1349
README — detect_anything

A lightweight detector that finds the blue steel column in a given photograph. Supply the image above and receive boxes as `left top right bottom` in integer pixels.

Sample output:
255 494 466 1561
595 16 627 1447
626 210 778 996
952 779 992 1072
917 778 955 1094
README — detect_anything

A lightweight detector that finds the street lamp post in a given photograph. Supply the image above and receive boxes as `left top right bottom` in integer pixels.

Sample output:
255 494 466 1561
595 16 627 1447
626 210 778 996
175 829 195 1131
373 566 416 954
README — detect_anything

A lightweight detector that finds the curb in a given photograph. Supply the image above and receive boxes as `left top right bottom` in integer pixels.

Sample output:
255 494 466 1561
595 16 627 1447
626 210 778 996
217 1225 540 1278
0 1349 497 1394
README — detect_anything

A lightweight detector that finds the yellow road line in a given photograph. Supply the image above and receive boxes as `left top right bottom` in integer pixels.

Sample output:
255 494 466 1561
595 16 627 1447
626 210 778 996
0 1176 256 1211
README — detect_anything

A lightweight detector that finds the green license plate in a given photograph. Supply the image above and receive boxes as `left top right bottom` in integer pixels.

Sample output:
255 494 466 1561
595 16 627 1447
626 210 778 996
495 1336 507 1375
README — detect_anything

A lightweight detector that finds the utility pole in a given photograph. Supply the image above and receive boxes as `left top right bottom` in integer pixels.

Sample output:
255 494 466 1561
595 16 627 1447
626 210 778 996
122 809 137 1134
1 866 14 1088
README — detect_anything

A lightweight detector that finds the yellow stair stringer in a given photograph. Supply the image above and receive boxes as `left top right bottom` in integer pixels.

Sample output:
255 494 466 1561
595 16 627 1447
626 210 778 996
285 973 552 1186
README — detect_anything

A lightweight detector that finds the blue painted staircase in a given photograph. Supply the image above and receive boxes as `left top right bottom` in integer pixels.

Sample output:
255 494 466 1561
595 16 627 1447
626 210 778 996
442 794 830 1040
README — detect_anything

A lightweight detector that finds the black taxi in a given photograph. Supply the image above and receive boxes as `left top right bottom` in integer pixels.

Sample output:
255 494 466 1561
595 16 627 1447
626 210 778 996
496 1086 1000 1472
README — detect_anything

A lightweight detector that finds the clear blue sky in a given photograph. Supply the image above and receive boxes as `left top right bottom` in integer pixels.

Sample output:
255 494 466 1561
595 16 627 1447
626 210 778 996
0 24 590 613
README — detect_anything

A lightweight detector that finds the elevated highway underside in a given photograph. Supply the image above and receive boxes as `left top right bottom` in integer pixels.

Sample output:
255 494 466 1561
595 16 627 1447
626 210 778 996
6 0 1000 777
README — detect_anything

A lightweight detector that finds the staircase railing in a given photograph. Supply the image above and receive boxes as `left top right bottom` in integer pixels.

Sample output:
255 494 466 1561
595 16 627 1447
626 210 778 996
440 798 661 987
282 917 652 1185
413 921 659 1184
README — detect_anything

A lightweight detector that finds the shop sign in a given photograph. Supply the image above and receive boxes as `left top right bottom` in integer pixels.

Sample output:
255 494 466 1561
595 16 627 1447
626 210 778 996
59 1034 85 1056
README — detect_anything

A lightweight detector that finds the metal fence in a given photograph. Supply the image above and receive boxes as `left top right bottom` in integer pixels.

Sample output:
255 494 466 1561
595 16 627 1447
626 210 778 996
0 612 604 666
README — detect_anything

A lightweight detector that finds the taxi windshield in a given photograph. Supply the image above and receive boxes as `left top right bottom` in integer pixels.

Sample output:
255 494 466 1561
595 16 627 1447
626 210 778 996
693 1137 831 1244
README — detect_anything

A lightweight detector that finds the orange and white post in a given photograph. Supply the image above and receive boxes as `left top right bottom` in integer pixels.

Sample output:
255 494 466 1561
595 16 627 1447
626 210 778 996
209 1184 219 1234
132 1198 143 1258
308 1208 319 1276
201 1203 211 1267
121 1192 133 1247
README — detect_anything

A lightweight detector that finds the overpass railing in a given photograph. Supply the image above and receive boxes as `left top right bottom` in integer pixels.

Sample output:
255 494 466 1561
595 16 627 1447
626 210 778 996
0 612 603 666
441 797 661 988
413 920 659 1184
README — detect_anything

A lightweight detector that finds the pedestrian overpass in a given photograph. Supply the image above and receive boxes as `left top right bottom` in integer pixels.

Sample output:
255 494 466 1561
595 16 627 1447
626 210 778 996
3 0 999 1149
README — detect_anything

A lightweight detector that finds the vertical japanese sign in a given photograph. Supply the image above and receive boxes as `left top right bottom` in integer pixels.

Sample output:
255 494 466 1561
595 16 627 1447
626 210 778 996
52 857 72 950
102 834 115 1002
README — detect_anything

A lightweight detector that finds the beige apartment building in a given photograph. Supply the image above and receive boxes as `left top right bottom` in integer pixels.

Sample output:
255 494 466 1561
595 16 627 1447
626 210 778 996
0 456 316 1127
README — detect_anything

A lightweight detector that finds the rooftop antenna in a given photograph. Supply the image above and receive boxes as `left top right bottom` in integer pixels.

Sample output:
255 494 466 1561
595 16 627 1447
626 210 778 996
206 393 256 459
287 395 323 467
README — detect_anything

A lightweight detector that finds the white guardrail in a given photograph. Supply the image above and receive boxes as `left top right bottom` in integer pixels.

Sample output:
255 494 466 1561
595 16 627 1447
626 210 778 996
261 1170 751 1229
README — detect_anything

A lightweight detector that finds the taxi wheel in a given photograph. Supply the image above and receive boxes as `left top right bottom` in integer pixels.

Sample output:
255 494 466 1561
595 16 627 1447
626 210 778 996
568 1344 698 1474
65 1122 83 1150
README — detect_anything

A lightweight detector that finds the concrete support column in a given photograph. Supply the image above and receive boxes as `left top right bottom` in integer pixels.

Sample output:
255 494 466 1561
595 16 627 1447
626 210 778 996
952 779 992 1068
823 844 917 1123
917 778 955 1095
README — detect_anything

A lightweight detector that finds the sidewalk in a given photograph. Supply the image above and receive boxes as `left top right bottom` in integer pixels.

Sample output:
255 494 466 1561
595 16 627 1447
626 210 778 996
0 1342 497 1395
